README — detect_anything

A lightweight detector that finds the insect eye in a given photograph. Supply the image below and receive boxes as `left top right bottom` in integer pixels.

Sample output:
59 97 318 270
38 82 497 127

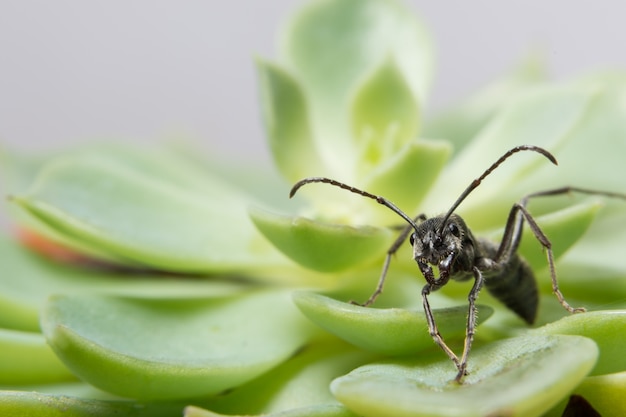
448 223 460 237
409 233 416 246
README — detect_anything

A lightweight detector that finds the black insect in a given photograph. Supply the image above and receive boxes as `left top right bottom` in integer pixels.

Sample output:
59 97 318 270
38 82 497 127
289 145 626 382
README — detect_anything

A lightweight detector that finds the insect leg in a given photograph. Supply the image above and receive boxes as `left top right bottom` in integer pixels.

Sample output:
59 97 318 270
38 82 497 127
497 186 626 314
419 258 461 372
514 202 585 314
495 187 602 314
456 267 484 382
422 283 461 370
355 215 426 306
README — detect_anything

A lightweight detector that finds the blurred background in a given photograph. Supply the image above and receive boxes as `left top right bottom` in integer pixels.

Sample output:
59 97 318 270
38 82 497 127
1 1 625 167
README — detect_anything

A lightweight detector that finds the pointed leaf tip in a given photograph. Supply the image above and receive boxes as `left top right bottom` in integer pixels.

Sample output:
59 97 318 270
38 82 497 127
250 209 392 272
351 58 420 166
257 60 326 181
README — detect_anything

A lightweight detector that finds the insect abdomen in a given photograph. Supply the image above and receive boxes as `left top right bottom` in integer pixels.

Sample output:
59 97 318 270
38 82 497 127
482 246 539 324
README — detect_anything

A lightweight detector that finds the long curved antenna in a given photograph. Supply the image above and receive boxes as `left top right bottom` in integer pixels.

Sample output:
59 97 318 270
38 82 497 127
290 177 419 231
438 145 558 233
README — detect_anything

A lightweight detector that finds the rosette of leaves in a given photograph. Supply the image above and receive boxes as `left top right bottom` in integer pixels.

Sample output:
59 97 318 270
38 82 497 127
1 0 625 416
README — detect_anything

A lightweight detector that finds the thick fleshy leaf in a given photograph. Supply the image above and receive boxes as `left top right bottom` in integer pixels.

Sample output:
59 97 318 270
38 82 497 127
0 390 190 417
544 372 626 417
485 202 600 273
570 372 626 417
41 291 316 400
293 292 493 356
185 404 357 417
423 56 546 154
257 60 325 182
511 75 626 194
331 335 598 417
280 0 432 172
351 58 420 167
204 339 374 415
361 140 451 219
0 329 74 384
426 77 626 237
0 235 131 331
250 209 392 272
0 235 246 331
421 84 598 226
555 209 626 303
11 155 287 273
282 0 432 108
536 310 626 375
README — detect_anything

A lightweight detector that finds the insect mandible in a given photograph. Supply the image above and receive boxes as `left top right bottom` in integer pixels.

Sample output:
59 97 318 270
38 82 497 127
289 145 626 382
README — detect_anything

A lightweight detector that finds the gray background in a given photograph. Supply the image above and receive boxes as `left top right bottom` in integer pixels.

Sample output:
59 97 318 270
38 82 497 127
1 1 625 166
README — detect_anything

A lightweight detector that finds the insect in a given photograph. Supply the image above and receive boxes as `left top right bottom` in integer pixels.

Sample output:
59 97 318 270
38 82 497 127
289 145 626 382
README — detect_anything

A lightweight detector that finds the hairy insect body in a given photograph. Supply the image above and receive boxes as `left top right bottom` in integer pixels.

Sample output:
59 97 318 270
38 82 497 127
412 214 539 324
289 145 626 382
478 240 538 325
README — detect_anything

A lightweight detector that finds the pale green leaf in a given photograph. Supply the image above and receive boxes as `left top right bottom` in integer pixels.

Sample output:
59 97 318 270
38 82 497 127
185 404 357 417
536 310 626 375
423 56 546 154
282 0 432 107
421 84 598 225
0 235 246 331
11 155 288 273
204 339 373 415
555 210 626 304
293 291 493 356
41 291 316 400
361 140 451 219
257 60 326 181
485 202 600 272
331 335 598 417
280 0 433 173
250 209 392 272
0 329 74 384
0 390 192 417
543 372 626 417
572 372 626 417
351 58 420 167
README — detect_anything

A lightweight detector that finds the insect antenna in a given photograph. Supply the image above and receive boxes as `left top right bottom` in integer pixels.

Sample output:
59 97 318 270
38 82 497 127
438 145 558 233
290 177 420 231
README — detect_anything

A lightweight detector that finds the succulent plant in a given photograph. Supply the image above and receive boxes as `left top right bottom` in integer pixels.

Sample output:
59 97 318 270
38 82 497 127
1 0 625 416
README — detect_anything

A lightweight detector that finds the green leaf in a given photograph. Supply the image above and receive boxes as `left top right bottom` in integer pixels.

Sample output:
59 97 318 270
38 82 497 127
280 0 433 173
293 292 493 356
0 390 190 417
427 76 626 234
0 329 75 384
283 0 432 105
361 140 451 219
536 310 626 375
204 339 373 415
0 235 126 331
351 58 420 166
421 84 597 225
185 404 358 417
257 60 326 182
423 56 546 154
250 209 392 272
331 335 598 417
0 235 246 331
571 372 626 417
485 202 600 272
555 209 626 303
515 75 626 193
11 155 288 273
41 291 316 400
